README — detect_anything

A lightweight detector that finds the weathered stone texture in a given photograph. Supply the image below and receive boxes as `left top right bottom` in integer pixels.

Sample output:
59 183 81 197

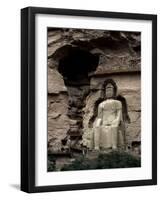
48 93 70 152
47 28 141 154
48 67 67 94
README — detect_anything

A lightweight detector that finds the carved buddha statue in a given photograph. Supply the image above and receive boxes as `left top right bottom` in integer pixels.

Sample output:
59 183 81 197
93 81 123 150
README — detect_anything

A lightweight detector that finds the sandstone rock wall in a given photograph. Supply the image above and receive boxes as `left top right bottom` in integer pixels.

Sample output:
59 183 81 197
47 28 141 154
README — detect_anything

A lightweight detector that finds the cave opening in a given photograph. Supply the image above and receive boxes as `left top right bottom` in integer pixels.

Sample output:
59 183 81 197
57 46 99 149
58 46 99 85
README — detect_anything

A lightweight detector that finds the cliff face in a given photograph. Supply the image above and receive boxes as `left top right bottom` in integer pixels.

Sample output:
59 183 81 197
48 29 140 72
47 28 141 156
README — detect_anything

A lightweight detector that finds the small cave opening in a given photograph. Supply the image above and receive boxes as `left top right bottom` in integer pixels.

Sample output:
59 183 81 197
57 46 99 149
58 46 99 85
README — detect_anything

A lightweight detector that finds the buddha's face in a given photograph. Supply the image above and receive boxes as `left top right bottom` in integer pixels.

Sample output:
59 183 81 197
105 83 114 99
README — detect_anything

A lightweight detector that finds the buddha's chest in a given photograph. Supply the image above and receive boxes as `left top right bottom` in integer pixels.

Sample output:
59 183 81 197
100 100 120 114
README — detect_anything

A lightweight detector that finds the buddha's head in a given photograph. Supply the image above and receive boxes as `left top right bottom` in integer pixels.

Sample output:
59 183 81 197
102 79 117 99
105 83 114 99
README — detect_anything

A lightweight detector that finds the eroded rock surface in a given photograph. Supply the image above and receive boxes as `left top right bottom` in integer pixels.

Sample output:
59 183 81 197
47 28 141 161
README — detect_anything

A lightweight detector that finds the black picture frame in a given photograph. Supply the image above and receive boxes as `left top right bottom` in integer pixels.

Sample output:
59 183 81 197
21 6 157 193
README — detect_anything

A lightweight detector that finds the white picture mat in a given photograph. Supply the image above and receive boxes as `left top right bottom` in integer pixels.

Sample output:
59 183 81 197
35 14 152 186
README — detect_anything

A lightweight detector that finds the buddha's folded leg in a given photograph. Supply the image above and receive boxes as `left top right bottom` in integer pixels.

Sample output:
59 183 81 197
101 126 112 149
94 127 101 150
111 126 118 149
